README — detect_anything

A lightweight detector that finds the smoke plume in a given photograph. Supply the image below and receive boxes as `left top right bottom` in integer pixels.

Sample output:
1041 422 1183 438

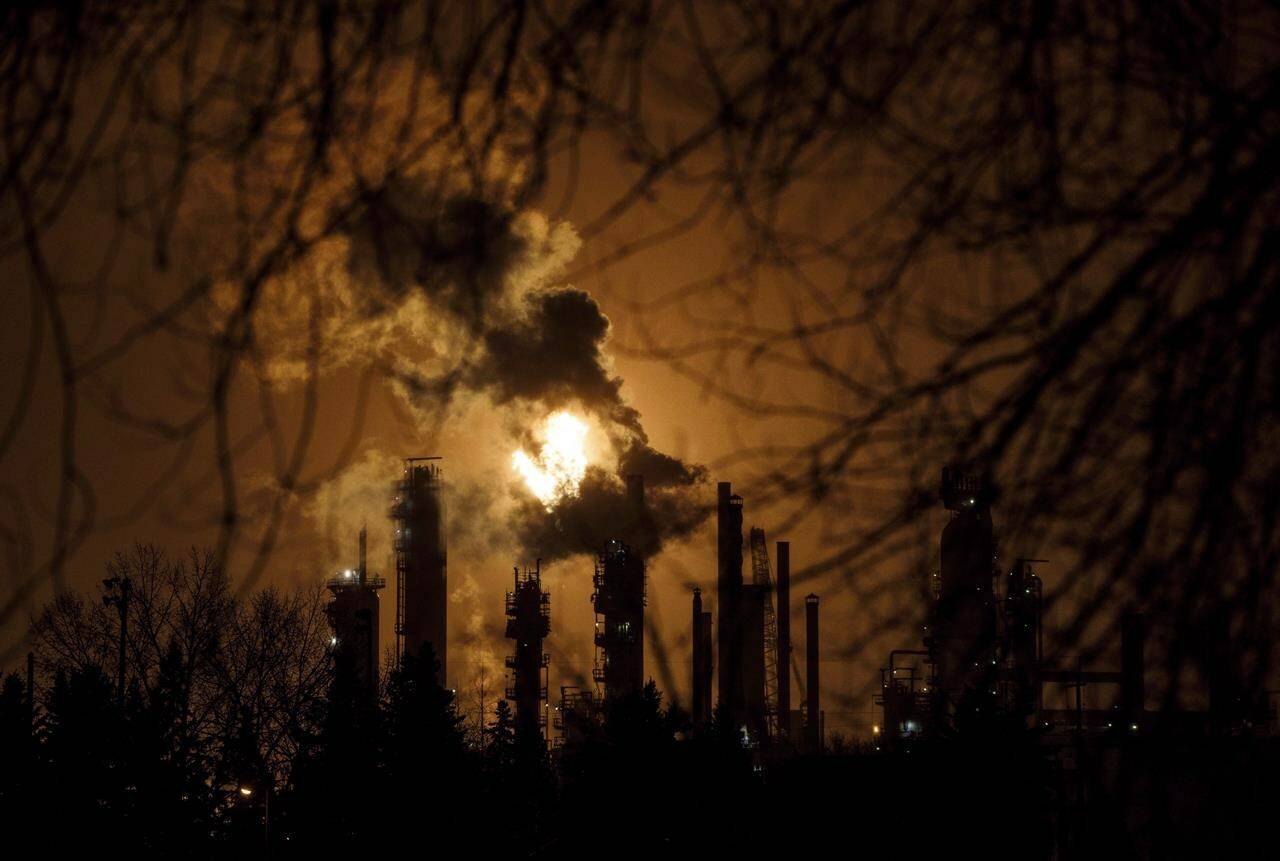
334 177 712 557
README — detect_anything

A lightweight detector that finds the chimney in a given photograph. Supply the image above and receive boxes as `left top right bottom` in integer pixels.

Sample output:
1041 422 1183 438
717 482 744 725
692 588 713 728
776 541 791 736
358 525 368 585
805 594 820 752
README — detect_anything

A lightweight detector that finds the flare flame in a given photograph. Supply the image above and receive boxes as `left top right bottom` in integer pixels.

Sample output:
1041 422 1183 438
512 411 589 507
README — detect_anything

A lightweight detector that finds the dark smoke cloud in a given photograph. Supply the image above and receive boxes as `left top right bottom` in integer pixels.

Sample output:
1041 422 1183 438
615 439 707 488
470 288 642 431
512 467 710 561
338 178 711 559
340 180 527 327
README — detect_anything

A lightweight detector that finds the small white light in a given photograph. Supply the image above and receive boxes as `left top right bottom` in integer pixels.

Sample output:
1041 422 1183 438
330 636 337 646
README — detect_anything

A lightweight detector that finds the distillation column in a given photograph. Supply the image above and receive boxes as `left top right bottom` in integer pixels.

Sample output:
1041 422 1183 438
505 563 551 745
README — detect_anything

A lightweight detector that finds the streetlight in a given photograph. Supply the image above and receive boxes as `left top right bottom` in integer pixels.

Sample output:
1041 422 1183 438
238 781 271 858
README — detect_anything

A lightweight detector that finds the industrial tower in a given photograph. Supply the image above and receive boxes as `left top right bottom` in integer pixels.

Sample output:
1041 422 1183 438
325 527 386 700
933 464 998 713
878 464 1152 742
590 475 649 702
691 588 713 728
392 457 448 683
716 482 745 726
505 562 551 746
776 540 793 739
592 539 646 700
748 527 782 742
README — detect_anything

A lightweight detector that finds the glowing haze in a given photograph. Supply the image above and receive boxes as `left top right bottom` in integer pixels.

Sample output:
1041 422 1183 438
512 411 590 507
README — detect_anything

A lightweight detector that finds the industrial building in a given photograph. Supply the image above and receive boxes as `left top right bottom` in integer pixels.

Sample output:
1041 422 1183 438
876 464 1277 745
505 562 551 746
590 475 649 702
592 539 646 700
325 527 386 699
709 481 805 747
555 685 599 748
392 456 448 683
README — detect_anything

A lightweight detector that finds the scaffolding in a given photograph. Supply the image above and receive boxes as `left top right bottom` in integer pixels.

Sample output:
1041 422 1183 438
591 539 647 699
749 527 781 742
555 685 599 748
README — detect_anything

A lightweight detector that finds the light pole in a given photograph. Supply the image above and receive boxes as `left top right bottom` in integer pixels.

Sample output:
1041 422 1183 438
102 574 131 705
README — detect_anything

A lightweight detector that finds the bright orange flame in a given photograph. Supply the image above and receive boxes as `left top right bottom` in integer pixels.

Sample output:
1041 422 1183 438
512 411 589 507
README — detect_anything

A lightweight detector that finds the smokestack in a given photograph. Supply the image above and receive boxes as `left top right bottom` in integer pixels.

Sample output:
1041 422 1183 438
691 588 713 728
394 457 447 682
358 525 367 585
692 589 704 725
805 594 820 752
741 584 768 740
717 482 744 725
776 541 791 737
1121 612 1145 720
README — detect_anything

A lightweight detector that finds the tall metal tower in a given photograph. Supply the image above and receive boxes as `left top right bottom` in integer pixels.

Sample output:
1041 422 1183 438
392 457 447 682
326 527 387 699
716 482 744 725
776 540 793 739
691 588 713 728
934 464 997 713
592 539 646 700
505 562 550 746
749 527 782 742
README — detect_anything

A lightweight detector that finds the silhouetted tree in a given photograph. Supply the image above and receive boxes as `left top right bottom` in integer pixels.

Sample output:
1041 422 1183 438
125 638 215 852
381 643 474 845
0 671 37 838
485 698 517 773
42 665 128 847
282 646 381 852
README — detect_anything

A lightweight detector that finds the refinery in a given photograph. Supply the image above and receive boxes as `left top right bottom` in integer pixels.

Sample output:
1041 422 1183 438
323 457 1277 761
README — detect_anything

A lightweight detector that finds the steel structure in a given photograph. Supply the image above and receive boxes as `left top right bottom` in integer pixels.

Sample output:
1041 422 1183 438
505 562 551 746
591 539 647 700
691 588 713 729
805 594 821 752
775 541 792 740
716 482 745 726
325 527 386 699
555 685 599 748
749 527 782 742
392 457 447 682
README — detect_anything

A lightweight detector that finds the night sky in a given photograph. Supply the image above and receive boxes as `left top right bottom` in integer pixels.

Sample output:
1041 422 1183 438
2 1 1277 733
